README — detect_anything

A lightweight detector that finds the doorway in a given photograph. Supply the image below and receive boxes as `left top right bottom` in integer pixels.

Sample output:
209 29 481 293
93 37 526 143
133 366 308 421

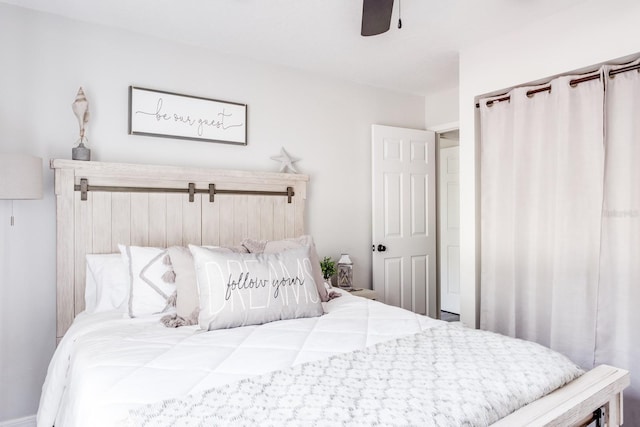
370 124 460 322
371 125 437 318
436 129 460 322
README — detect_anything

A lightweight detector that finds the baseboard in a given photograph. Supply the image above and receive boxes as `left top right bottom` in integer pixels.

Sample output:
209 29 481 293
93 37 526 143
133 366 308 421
0 415 36 427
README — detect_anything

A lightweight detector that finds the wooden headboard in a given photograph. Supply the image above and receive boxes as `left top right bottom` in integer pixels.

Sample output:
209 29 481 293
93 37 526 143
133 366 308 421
51 159 308 340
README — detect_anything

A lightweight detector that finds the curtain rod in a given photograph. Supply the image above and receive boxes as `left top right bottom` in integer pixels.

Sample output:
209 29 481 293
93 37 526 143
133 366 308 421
475 62 640 108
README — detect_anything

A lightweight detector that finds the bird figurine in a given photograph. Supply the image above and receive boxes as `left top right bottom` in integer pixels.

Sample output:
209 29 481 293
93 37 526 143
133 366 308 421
71 87 91 161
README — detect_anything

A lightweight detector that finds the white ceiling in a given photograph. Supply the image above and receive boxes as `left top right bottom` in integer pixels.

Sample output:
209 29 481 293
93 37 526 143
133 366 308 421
3 0 588 95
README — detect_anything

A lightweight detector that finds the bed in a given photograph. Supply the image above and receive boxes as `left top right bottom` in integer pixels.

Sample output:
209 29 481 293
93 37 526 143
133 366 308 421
39 159 629 426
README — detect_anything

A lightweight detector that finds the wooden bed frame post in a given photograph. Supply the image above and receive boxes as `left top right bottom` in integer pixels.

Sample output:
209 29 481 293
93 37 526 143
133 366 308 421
607 391 623 426
54 167 75 341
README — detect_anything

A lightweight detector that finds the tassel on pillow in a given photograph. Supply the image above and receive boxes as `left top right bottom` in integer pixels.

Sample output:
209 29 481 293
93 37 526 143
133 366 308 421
328 291 342 300
162 270 176 283
160 308 199 328
162 253 172 265
161 252 176 283
160 314 192 328
166 290 177 307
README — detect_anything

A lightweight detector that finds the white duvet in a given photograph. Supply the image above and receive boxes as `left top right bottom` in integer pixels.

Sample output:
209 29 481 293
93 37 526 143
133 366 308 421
38 291 444 427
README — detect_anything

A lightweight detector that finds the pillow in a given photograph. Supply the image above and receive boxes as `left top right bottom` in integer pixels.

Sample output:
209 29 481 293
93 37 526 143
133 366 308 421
168 245 249 320
190 245 323 330
242 235 328 302
167 246 200 320
85 254 129 313
118 245 176 318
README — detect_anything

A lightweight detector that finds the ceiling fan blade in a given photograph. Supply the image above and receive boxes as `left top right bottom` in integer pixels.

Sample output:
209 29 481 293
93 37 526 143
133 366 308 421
361 0 394 36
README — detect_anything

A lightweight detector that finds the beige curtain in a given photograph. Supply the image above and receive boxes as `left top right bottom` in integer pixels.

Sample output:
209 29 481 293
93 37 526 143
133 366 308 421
479 74 605 369
480 61 640 425
595 59 640 424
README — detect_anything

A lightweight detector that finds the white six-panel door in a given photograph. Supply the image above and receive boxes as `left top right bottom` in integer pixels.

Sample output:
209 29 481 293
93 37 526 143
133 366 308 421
439 146 460 314
372 125 437 317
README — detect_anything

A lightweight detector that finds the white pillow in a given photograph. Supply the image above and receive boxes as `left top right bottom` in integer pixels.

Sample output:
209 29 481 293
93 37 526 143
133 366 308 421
118 245 176 318
190 244 323 331
85 254 129 313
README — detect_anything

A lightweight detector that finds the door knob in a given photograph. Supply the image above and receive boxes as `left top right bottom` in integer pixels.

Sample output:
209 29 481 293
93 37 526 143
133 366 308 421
377 244 387 252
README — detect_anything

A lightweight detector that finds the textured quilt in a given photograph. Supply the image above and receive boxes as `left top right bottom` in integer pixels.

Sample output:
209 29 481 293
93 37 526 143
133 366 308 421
38 290 441 427
127 325 583 427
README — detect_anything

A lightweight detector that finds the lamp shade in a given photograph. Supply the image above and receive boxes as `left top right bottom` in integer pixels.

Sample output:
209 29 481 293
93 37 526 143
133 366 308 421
0 153 43 200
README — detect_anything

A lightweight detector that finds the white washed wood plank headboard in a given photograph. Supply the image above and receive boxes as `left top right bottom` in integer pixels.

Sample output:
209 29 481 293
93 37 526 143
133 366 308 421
51 159 308 341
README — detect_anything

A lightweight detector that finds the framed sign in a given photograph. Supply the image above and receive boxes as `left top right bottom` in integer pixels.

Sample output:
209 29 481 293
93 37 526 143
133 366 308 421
128 86 247 145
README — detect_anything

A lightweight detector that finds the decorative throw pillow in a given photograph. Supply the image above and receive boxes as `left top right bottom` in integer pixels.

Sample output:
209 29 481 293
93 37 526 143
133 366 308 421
118 245 176 318
85 253 129 313
166 246 200 321
167 245 248 322
241 235 329 302
190 245 323 331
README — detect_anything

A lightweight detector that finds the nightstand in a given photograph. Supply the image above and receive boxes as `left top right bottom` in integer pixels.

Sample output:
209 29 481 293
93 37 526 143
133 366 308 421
347 288 378 300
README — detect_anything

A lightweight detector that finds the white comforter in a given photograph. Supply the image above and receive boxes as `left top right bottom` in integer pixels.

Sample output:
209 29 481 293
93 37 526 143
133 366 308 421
127 324 583 426
38 291 443 427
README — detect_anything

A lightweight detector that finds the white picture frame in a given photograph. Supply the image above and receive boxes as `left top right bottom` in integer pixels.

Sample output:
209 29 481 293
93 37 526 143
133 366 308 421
128 86 247 145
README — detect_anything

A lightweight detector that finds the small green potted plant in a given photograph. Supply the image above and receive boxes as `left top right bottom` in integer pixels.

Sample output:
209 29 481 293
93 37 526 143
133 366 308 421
320 256 336 287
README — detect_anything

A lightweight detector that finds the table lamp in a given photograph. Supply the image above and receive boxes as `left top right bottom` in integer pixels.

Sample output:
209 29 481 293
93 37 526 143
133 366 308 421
0 153 43 225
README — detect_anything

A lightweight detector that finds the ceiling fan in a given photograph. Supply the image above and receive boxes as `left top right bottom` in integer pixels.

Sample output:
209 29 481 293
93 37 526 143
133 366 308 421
361 0 401 37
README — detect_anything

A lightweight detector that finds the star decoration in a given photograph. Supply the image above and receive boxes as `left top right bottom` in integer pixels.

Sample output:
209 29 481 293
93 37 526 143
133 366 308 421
270 147 300 173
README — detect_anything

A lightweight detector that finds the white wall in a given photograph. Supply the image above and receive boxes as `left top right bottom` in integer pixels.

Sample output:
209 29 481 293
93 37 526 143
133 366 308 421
458 0 640 327
0 4 425 421
424 86 459 129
